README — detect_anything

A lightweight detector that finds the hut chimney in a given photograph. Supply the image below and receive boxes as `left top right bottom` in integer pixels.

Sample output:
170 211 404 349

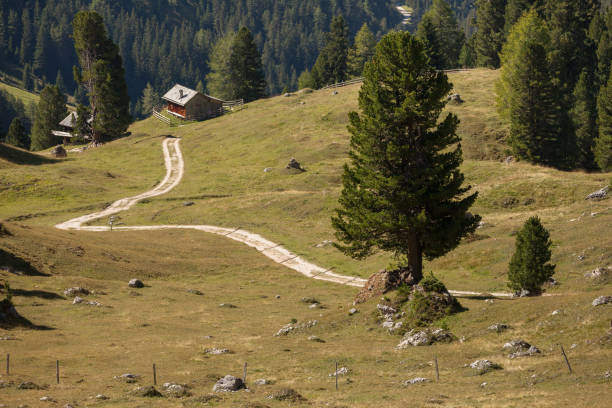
179 89 184 98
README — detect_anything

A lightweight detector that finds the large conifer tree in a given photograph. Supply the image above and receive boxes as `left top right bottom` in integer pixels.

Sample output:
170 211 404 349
416 0 464 69
30 85 66 151
205 31 236 100
347 23 376 77
228 27 267 102
73 10 131 142
332 32 480 284
474 0 507 68
595 69 612 171
311 16 349 88
5 117 29 149
497 10 563 166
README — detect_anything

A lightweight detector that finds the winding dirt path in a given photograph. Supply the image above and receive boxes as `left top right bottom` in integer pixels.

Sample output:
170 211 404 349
55 138 513 297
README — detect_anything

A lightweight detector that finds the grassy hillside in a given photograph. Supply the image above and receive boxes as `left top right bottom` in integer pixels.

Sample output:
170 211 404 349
0 68 610 407
0 81 39 107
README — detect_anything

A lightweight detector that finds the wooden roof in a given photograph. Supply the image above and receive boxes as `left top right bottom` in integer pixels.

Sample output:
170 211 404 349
59 112 92 128
52 130 74 138
162 84 224 106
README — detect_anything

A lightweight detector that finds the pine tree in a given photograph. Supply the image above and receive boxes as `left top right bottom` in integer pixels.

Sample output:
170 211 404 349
19 9 34 65
347 23 376 77
311 16 349 88
416 15 444 69
332 31 480 284
205 31 236 100
30 85 67 151
75 103 91 140
22 64 33 91
572 69 599 169
55 70 65 94
474 0 507 68
497 10 563 166
297 69 315 89
416 0 464 69
139 82 159 116
459 34 477 68
73 11 131 142
32 16 50 78
508 216 555 293
595 69 612 171
228 27 267 102
504 0 538 33
195 80 205 94
5 117 29 149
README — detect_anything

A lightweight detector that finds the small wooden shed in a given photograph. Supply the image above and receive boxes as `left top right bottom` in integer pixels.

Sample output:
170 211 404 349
52 112 91 144
162 84 224 121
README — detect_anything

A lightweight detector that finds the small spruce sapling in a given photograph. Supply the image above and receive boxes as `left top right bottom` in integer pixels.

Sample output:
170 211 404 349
508 216 555 293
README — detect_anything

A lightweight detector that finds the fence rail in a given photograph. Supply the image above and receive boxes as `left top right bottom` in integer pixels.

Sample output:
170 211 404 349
152 107 171 125
322 77 364 89
222 99 245 113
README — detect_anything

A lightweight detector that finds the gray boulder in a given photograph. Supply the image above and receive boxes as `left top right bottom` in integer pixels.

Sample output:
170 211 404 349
509 345 541 359
131 386 162 397
488 323 509 333
585 267 610 281
50 145 67 158
397 328 454 348
254 378 272 385
592 296 612 306
213 375 246 392
470 359 501 374
585 186 608 200
503 339 531 353
204 348 230 355
403 377 429 385
162 382 191 397
63 287 90 297
128 279 144 288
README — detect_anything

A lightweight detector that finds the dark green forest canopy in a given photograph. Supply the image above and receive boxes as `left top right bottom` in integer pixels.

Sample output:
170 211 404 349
0 0 400 104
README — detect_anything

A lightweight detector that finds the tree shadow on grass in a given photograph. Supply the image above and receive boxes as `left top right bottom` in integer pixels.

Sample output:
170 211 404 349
0 143 57 165
0 300 54 330
0 248 49 277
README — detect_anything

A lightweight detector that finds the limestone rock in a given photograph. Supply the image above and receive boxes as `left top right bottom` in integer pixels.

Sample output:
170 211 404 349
488 323 509 333
187 289 203 295
447 93 463 103
274 320 317 336
162 382 191 397
204 348 231 355
503 339 531 353
17 382 41 390
254 378 272 385
300 297 319 304
308 335 325 343
128 279 144 288
64 287 90 297
115 373 139 383
592 296 612 306
95 394 109 400
213 375 246 392
348 308 358 315
397 328 454 348
50 145 67 158
470 359 501 374
585 186 608 200
509 345 541 359
585 267 610 281
403 377 429 385
39 396 55 402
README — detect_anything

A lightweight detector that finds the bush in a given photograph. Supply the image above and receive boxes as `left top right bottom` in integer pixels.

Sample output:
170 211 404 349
508 216 555 292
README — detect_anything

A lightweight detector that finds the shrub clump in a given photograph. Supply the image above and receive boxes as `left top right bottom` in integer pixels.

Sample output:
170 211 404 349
508 216 555 293
396 274 463 328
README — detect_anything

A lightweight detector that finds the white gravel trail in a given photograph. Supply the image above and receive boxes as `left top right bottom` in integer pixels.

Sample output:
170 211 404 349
55 137 513 297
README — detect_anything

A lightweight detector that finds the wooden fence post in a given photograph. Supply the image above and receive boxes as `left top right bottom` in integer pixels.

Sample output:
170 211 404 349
434 356 440 381
6 354 9 375
243 362 247 383
335 361 338 390
56 360 59 384
559 344 573 374
153 363 157 385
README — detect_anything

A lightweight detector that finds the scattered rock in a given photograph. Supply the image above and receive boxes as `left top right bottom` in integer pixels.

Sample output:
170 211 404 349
213 375 246 392
63 287 90 297
275 294 281 299
308 335 325 343
470 360 501 374
254 378 272 385
551 310 562 316
187 289 203 295
162 382 191 397
183 201 194 207
480 382 488 387
73 296 84 304
604 371 611 379
308 303 320 309
95 394 109 400
585 267 610 281
72 296 101 306
50 145 67 158
283 93 292 97
204 348 231 355
128 279 144 288
64 404 76 408
115 373 140 383
509 345 541 359
17 381 41 390
403 377 429 385
383 320 404 333
266 387 305 402
301 297 319 304
315 240 333 248
218 303 237 308
585 186 608 200
397 328 454 348
447 93 463 103
515 289 532 298
376 304 397 319
264 167 273 173
286 158 305 172
355 267 417 304
488 323 509 333
570 343 578 349
348 308 358 315
331 90 339 95
39 396 55 402
274 320 318 336
131 385 162 397
504 156 515 164
329 367 350 377
0 380 13 388
503 339 531 353
484 299 494 304
592 296 612 306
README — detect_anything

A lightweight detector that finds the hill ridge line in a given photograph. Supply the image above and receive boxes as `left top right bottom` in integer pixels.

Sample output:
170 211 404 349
55 138 514 297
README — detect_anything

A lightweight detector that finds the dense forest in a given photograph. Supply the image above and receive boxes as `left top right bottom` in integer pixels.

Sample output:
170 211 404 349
0 0 400 113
